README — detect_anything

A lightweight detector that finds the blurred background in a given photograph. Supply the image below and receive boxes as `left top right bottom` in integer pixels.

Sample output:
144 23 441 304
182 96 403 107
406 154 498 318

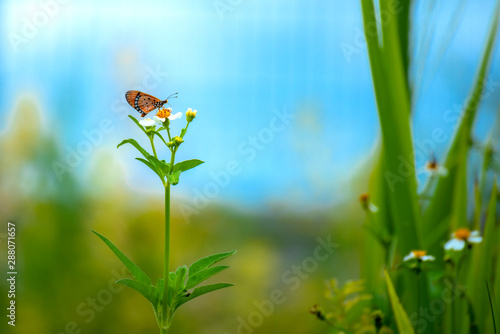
1 0 499 333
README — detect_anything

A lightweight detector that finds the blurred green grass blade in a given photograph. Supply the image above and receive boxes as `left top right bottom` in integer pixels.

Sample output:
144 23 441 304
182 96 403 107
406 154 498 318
116 278 157 306
396 0 412 101
423 1 500 245
480 133 495 195
92 230 152 286
362 0 426 319
363 148 394 296
362 0 422 251
384 270 415 334
469 180 497 332
473 178 482 230
487 279 499 334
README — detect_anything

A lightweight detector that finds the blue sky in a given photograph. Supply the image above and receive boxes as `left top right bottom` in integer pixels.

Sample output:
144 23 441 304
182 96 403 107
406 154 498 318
1 0 499 209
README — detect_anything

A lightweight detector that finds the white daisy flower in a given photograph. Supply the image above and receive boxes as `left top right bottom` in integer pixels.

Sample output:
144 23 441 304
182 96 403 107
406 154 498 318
444 228 482 251
403 250 435 262
139 118 156 127
155 108 183 122
425 160 448 177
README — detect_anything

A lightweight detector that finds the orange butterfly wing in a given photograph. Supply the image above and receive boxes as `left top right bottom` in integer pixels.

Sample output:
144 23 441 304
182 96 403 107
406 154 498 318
125 90 165 117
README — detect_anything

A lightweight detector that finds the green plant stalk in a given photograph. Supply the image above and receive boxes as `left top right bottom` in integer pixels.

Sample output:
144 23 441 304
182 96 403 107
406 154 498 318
150 135 158 158
161 181 171 332
161 128 178 332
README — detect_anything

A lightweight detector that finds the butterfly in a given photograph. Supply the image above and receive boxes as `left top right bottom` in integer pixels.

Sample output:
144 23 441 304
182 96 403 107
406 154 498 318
125 90 178 117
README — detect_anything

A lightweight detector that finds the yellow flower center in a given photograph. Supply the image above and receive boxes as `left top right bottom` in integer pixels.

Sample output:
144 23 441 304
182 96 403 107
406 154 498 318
454 228 470 240
411 250 427 258
156 108 171 118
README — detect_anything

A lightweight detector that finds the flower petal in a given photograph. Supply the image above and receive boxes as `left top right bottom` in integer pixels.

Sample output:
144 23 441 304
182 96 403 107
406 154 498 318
139 118 155 127
403 252 416 262
154 116 166 123
444 239 465 251
369 203 379 213
437 166 449 177
470 230 481 237
168 112 182 120
421 255 435 261
468 236 483 244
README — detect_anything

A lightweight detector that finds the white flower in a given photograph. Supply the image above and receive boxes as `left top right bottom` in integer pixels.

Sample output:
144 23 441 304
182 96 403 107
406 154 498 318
403 250 435 262
444 228 482 251
418 159 448 177
426 161 448 177
168 112 182 120
139 118 156 127
154 108 183 122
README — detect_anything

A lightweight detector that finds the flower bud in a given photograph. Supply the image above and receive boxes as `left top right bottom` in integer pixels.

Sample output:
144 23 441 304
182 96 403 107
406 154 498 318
173 136 184 146
186 108 197 122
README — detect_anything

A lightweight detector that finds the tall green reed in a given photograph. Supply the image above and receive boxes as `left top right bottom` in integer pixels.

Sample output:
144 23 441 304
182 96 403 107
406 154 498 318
312 1 500 333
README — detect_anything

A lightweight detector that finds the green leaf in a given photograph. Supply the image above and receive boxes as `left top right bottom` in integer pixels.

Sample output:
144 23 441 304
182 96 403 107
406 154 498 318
117 138 150 159
180 128 187 138
177 283 234 308
189 250 236 276
186 265 230 290
175 266 188 291
487 279 499 334
172 159 205 174
135 158 164 182
469 180 497 332
116 278 157 306
166 170 181 185
128 115 148 135
92 230 152 286
423 0 500 251
384 270 414 334
147 155 170 175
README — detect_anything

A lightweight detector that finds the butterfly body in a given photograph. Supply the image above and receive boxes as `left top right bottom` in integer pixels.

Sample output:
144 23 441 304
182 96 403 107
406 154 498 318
125 90 176 117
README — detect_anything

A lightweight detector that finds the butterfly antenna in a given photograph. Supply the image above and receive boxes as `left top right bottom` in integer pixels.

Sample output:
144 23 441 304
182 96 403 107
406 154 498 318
167 92 178 100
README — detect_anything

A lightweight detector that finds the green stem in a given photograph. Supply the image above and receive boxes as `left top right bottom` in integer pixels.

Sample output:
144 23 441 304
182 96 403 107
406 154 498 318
416 270 422 330
162 182 171 331
165 120 172 141
150 135 158 158
452 253 466 334
180 122 190 139
169 148 177 174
